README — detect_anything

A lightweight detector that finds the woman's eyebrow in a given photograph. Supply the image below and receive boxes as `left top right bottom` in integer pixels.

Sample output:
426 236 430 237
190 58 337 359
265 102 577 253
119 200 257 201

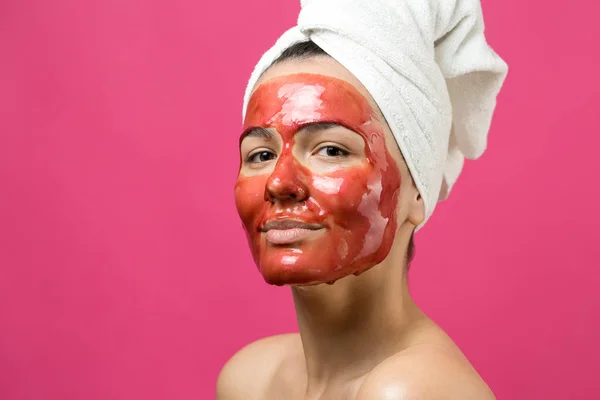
241 127 275 141
298 122 340 134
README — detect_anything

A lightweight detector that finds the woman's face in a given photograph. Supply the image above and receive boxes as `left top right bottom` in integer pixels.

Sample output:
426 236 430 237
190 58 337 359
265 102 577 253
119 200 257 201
235 58 415 286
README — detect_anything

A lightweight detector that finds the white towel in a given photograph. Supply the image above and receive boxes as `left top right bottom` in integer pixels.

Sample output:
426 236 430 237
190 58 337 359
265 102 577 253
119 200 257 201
242 0 508 229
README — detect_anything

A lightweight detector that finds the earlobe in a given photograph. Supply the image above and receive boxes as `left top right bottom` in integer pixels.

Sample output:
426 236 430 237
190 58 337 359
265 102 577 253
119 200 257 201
407 193 425 227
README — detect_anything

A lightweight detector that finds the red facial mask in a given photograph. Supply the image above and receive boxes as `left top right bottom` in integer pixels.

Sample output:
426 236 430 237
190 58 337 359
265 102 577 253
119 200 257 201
235 73 401 285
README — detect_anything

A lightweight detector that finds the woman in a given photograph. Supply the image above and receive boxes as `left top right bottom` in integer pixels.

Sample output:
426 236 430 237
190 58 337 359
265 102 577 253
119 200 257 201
218 0 507 398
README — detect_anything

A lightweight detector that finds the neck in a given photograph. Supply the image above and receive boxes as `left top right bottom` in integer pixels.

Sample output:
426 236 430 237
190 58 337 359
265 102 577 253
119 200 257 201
290 242 424 394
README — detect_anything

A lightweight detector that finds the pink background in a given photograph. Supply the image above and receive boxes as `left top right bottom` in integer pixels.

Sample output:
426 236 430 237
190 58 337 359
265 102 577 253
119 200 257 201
1 0 598 399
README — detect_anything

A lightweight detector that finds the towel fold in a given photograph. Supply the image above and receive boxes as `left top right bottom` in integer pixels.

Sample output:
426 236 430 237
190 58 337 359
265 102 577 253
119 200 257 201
243 0 508 228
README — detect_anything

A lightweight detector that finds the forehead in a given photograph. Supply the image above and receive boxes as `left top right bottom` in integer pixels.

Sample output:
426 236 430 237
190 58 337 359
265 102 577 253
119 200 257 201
252 57 385 119
246 58 393 137
244 73 373 131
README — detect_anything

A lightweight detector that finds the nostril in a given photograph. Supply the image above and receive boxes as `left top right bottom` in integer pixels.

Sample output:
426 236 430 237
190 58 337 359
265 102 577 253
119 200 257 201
264 171 308 203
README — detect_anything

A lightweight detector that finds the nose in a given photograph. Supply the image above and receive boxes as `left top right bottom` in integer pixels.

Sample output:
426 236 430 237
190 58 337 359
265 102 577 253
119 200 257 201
265 152 309 203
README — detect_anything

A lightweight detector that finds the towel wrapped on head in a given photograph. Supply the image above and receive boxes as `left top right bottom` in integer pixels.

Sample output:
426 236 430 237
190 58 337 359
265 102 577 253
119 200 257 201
242 0 508 229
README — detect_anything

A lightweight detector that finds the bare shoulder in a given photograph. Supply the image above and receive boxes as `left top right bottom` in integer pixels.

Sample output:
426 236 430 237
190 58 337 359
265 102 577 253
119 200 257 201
216 333 302 400
357 343 495 400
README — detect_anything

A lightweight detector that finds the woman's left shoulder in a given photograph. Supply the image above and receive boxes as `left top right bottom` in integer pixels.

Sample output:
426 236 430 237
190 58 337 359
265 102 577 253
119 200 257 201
356 343 495 400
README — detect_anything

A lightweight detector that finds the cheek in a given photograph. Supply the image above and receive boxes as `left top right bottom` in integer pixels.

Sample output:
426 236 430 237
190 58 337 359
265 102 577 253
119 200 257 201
377 153 403 219
311 159 401 227
311 165 374 220
234 175 268 226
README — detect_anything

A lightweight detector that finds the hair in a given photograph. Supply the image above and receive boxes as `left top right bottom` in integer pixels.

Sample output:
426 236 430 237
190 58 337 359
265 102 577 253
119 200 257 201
271 40 416 270
273 40 329 64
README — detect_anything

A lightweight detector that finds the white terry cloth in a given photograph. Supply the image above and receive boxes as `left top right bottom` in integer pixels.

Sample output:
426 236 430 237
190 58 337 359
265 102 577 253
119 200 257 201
242 0 508 229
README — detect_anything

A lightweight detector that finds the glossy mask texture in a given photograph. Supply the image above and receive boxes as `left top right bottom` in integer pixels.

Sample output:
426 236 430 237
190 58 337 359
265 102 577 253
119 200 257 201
235 73 401 285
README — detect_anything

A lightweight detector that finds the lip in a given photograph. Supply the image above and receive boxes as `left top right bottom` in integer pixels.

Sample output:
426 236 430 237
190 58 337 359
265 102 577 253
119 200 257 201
261 219 323 232
261 219 324 245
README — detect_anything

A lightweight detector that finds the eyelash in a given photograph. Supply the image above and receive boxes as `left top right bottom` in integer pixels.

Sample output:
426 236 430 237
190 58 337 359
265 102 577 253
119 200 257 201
315 145 350 158
245 144 350 164
246 150 277 164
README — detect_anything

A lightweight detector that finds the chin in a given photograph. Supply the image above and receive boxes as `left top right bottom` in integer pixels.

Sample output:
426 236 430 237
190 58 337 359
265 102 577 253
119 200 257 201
258 261 374 287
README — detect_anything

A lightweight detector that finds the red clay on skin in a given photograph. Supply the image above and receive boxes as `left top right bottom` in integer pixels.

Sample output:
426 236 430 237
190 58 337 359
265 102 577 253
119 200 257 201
235 73 401 285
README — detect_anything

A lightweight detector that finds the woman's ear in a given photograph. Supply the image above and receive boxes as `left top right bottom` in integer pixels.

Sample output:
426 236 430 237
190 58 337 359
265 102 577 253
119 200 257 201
407 190 425 227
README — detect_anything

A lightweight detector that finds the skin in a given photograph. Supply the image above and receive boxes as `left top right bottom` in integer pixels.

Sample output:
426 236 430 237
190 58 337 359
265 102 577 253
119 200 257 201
236 73 401 285
218 56 495 400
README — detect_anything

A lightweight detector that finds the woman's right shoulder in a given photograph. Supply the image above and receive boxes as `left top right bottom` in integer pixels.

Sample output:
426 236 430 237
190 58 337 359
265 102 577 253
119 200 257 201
216 333 302 400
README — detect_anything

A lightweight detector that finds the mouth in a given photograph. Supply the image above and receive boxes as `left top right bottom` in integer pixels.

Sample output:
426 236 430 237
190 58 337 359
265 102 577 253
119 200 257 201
261 219 324 245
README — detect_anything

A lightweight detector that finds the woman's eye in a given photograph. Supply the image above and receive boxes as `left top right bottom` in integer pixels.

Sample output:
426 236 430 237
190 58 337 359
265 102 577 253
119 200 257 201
317 146 349 157
247 151 276 163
